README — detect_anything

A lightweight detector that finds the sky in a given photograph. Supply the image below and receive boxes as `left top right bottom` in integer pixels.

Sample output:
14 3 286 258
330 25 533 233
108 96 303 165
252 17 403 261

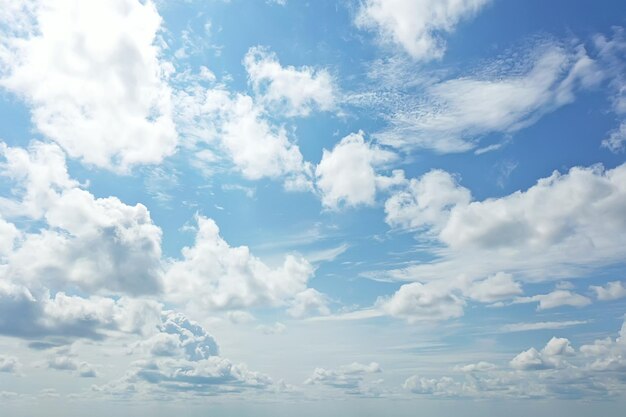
0 0 626 415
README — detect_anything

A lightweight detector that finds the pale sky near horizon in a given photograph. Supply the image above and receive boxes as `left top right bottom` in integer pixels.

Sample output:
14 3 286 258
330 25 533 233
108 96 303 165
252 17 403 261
1 0 626 415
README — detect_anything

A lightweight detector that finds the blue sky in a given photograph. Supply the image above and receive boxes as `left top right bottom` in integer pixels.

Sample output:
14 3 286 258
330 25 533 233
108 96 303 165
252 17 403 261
0 0 626 415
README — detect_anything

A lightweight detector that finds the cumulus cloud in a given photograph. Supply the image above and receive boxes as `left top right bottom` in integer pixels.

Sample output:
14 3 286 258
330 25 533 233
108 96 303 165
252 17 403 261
514 290 591 311
355 0 490 61
287 288 331 318
510 337 575 370
0 141 164 296
0 355 21 373
376 281 465 323
0 0 177 172
164 215 315 312
96 311 275 398
175 86 312 189
0 281 162 340
315 131 400 209
403 321 626 399
385 169 470 232
590 281 626 301
373 44 601 152
305 362 382 396
244 46 335 116
377 162 626 284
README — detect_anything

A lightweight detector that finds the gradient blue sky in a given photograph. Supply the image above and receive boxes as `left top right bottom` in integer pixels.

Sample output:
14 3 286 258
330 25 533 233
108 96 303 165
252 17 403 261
1 0 626 415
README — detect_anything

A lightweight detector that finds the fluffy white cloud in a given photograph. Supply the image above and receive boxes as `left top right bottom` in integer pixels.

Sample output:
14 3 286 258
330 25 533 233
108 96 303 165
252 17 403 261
377 162 626 284
376 281 465 323
244 46 335 116
404 375 460 395
602 122 626 153
501 320 589 333
0 0 177 172
374 44 601 152
385 169 470 231
47 353 97 378
165 216 315 311
305 362 382 396
287 288 331 318
0 355 21 373
148 311 220 360
0 142 164 296
0 280 161 339
403 321 626 399
590 281 626 301
464 272 523 303
510 337 575 370
175 86 312 188
315 131 399 209
355 0 490 61
514 290 591 311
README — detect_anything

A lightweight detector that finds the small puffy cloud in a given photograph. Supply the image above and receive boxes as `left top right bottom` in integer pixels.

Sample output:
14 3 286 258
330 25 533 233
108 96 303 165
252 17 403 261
602 122 626 153
510 337 575 370
154 311 219 360
515 290 591 311
464 273 523 303
501 320 589 333
385 169 470 232
403 375 460 396
175 87 312 188
454 361 497 373
244 46 335 116
305 362 382 395
376 281 465 323
0 355 21 373
315 131 397 209
355 0 490 61
590 281 626 301
0 0 177 172
165 216 315 312
287 288 331 318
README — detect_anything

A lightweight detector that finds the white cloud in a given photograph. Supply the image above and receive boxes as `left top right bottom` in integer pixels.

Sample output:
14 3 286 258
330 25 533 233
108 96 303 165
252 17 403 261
287 288 331 318
602 121 626 153
175 86 312 189
305 362 382 396
514 290 591 311
385 169 470 232
0 280 162 339
501 320 589 333
0 355 21 373
244 46 335 116
376 280 465 323
454 361 496 373
315 131 398 209
465 272 523 303
355 0 490 61
164 215 315 312
376 162 626 284
0 141 164 296
0 0 177 172
590 281 626 301
374 44 601 152
510 337 575 371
